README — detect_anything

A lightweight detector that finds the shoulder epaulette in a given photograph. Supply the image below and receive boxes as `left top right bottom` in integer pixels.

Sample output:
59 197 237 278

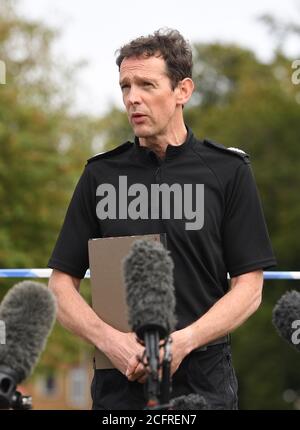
203 139 250 164
86 141 132 164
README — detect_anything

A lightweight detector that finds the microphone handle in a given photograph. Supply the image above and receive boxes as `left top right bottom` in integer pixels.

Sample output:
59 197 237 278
160 336 172 405
0 366 17 409
144 330 160 406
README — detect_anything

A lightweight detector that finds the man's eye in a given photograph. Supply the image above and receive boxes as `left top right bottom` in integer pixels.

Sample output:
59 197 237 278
121 85 129 91
143 82 153 87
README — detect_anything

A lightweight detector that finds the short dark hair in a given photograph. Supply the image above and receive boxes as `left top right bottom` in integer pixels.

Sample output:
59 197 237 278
116 28 193 89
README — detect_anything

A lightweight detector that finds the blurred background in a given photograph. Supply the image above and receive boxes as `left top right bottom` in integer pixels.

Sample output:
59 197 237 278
0 0 299 410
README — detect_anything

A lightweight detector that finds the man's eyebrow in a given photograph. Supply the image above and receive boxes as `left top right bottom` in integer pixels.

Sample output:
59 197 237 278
119 78 128 86
136 76 157 83
119 76 158 86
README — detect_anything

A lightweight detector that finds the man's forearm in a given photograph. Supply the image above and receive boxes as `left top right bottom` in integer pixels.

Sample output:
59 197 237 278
49 272 147 377
177 270 263 355
48 274 114 352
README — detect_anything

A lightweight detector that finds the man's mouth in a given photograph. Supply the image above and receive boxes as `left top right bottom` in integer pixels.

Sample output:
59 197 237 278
131 113 147 124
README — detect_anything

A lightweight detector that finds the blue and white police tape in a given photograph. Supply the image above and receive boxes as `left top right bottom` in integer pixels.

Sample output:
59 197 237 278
0 269 299 280
0 269 90 278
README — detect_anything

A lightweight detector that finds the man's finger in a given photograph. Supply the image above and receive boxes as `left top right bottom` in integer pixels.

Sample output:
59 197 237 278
137 374 147 384
125 352 141 378
127 361 146 381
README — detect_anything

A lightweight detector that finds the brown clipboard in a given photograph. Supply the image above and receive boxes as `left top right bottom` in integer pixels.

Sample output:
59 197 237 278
88 233 166 369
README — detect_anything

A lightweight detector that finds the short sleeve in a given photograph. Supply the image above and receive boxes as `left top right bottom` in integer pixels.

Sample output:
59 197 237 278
222 163 276 277
48 167 100 278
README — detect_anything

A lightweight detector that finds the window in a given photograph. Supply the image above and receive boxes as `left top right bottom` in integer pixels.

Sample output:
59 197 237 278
68 368 87 408
36 374 58 398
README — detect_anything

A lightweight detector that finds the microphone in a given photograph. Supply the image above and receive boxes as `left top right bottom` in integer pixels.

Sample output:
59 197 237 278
123 239 177 407
272 290 300 352
0 281 57 409
169 393 209 410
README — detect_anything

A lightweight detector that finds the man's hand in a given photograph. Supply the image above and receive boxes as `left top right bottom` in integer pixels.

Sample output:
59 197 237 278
103 330 147 382
126 328 193 384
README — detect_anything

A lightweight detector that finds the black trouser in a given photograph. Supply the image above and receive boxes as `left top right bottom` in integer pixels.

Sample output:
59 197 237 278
91 343 238 410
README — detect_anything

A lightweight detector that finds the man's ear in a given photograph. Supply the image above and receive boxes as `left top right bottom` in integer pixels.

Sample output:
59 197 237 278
175 78 194 105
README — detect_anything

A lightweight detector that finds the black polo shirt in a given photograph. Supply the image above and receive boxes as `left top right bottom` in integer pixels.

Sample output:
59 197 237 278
48 127 276 329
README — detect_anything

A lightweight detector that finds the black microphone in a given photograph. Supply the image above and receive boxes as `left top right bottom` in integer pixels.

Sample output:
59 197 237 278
169 393 209 410
123 239 177 406
0 281 57 409
272 290 300 352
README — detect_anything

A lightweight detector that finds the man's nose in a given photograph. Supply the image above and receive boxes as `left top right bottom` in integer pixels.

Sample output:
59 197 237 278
127 86 142 105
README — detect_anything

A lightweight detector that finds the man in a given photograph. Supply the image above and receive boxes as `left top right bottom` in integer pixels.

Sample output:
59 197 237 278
48 29 276 410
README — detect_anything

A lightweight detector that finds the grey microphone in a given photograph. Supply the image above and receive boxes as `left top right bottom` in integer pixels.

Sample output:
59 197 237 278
0 281 57 408
123 239 177 406
169 393 209 410
272 290 300 352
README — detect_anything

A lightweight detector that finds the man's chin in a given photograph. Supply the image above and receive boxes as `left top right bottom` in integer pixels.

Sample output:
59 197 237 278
132 124 154 138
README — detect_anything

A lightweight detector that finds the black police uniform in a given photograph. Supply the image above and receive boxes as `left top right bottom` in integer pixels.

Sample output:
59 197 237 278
48 127 276 409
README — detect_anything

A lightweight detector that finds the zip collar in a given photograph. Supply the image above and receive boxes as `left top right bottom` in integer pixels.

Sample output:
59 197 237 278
133 126 194 164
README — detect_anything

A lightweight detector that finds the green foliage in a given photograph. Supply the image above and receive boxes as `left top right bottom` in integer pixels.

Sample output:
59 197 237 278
0 1 101 366
233 281 300 409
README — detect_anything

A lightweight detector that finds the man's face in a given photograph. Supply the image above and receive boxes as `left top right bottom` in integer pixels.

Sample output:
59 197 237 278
119 55 180 138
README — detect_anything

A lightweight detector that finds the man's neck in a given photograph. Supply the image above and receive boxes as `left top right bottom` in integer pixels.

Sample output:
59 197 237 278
138 122 187 160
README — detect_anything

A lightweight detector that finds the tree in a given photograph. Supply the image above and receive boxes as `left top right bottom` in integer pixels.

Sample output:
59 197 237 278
0 0 102 370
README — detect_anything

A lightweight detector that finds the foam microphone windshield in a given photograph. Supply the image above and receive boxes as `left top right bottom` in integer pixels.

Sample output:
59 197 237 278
169 393 209 410
123 239 177 340
272 290 300 352
0 281 57 383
